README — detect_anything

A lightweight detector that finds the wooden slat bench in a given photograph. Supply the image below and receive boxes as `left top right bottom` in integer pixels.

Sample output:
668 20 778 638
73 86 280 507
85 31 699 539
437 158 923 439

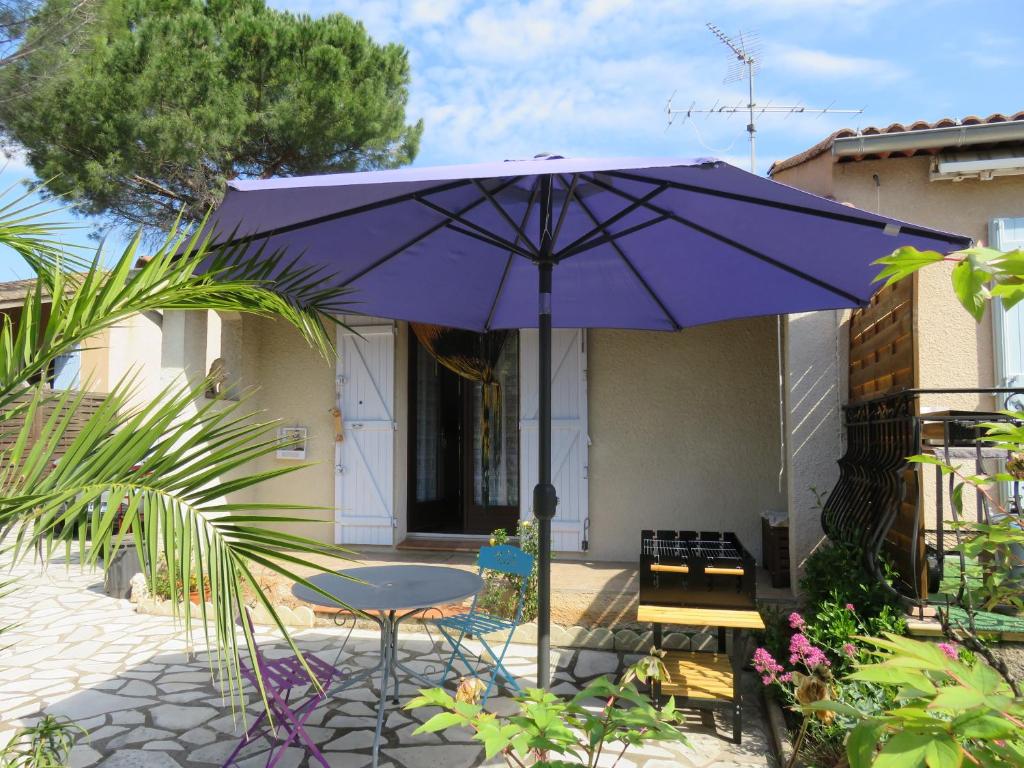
638 603 764 743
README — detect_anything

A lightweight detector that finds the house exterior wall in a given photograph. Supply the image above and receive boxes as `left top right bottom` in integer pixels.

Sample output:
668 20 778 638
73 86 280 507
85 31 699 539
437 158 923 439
774 153 1024 585
783 310 847 584
829 156 1024 410
232 315 785 562
772 152 835 199
243 314 337 544
105 313 163 406
586 319 786 562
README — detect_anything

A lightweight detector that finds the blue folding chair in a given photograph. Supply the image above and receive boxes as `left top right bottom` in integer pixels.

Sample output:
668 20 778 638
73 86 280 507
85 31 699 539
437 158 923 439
435 544 534 704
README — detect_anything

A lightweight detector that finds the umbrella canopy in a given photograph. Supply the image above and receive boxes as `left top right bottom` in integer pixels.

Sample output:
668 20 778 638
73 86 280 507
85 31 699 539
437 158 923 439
203 155 971 687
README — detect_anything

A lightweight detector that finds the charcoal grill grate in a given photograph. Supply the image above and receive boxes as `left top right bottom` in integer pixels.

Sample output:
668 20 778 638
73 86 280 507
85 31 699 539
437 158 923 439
639 529 756 609
692 540 741 561
641 538 691 560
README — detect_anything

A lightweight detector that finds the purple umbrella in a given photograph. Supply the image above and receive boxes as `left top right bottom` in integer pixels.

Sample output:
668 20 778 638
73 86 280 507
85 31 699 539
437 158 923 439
204 155 969 687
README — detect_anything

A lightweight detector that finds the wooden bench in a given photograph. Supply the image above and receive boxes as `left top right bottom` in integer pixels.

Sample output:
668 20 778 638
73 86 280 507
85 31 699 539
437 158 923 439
638 603 764 743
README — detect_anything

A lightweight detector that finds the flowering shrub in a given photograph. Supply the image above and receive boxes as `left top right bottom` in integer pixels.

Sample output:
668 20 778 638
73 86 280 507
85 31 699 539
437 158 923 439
805 633 1024 767
753 632 829 690
755 601 904 767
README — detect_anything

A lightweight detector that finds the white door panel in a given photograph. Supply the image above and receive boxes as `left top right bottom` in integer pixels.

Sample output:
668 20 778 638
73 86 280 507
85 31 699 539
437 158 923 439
520 328 589 552
336 324 395 545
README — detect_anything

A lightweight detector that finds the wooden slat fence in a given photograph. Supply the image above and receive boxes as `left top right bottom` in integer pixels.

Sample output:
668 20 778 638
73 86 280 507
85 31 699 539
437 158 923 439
0 389 107 468
848 276 916 404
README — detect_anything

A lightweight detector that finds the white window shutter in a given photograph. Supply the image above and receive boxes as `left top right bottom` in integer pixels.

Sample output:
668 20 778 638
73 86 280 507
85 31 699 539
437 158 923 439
52 343 81 390
520 328 589 552
335 324 396 545
991 218 1024 410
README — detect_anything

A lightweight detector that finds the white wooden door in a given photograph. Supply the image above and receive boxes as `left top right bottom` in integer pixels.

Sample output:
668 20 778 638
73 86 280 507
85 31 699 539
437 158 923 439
520 328 589 552
992 218 1024 410
335 324 396 545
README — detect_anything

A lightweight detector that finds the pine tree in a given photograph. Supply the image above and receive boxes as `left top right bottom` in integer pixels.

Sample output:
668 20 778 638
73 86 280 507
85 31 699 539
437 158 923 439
0 0 422 231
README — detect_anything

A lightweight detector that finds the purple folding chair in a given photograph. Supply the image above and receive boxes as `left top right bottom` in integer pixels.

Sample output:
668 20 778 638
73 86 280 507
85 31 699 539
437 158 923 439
223 609 346 768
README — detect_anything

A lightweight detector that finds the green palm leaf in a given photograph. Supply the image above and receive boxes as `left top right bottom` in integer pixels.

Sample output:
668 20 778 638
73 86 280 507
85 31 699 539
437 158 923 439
0 185 363 714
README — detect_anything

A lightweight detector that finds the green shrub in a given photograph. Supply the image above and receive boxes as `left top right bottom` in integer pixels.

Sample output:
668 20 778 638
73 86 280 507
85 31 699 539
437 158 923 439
0 715 84 768
799 541 902 620
806 633 1024 767
150 558 201 601
479 519 540 622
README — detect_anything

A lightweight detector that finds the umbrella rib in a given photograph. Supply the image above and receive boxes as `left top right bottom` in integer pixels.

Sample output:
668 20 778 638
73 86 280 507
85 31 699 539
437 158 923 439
553 183 669 259
581 173 865 305
485 178 542 331
206 178 479 250
471 179 540 257
603 169 971 246
556 214 669 260
557 178 681 330
550 174 578 249
413 195 534 258
334 176 524 289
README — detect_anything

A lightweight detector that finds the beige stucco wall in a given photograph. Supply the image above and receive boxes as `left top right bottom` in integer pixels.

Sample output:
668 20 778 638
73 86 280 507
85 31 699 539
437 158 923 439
772 153 835 199
829 155 1024 410
225 315 785 562
243 314 337 544
586 319 786 562
105 312 163 406
774 153 1024 583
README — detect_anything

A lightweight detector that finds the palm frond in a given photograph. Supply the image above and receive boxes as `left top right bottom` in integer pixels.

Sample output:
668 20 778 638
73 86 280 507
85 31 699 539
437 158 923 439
2 207 353 404
0 376 359 710
0 185 363 714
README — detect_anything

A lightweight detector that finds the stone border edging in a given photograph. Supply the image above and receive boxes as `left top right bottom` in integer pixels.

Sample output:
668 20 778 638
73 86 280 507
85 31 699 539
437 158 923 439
763 686 799 767
133 598 316 628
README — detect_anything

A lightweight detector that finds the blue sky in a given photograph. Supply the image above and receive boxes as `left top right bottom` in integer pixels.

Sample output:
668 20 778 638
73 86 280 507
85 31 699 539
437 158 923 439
2 0 1021 279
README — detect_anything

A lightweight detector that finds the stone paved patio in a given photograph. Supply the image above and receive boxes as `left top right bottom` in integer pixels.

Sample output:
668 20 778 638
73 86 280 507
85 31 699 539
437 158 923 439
0 555 773 768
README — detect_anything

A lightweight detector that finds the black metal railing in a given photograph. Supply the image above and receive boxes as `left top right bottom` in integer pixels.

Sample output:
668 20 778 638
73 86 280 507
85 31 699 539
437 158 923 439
822 388 1024 610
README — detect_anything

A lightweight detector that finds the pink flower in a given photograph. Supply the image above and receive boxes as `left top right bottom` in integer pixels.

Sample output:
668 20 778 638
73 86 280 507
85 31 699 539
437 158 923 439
842 643 856 658
938 642 958 660
789 633 831 668
779 672 792 683
845 603 855 612
752 647 784 685
788 612 805 630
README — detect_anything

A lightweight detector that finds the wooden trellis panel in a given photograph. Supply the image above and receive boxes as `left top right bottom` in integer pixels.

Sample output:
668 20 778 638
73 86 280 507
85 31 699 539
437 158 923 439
0 390 108 470
849 276 916 403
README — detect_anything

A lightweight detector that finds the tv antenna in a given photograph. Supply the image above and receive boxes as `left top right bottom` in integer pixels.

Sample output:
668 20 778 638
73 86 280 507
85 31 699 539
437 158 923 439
667 23 864 172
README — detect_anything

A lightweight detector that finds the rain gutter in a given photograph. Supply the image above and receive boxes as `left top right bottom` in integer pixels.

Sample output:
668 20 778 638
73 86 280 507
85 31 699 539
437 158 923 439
832 119 1024 157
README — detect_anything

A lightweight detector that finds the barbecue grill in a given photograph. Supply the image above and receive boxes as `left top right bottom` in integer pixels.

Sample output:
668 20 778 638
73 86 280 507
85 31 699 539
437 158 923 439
639 530 756 610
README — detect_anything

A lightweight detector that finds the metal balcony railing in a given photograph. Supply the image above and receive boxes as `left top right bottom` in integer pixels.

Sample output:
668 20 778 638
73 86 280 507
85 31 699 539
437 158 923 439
822 388 1024 612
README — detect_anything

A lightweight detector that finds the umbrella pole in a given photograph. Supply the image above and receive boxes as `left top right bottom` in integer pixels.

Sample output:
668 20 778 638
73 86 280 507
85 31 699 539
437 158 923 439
535 177 557 689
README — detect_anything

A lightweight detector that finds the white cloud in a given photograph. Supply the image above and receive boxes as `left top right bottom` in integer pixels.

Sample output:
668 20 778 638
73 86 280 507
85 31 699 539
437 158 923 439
406 0 465 27
293 0 921 172
0 147 28 173
770 44 907 81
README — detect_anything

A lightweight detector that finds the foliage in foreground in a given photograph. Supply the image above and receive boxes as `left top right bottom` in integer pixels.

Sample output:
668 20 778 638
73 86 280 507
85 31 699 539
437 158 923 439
756 537 909 766
0 187 357 713
406 653 687 768
807 633 1024 767
909 450 1024 613
0 715 84 767
0 0 423 232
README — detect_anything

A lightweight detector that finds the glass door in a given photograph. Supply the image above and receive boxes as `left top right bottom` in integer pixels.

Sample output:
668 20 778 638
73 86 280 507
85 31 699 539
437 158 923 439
463 333 519 534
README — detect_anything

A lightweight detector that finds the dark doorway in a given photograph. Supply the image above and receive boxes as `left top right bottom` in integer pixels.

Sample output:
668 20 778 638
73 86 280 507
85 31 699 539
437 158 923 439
408 330 520 535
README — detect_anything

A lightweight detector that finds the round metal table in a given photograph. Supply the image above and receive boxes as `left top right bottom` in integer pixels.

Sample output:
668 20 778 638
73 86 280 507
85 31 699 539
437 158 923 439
292 565 483 767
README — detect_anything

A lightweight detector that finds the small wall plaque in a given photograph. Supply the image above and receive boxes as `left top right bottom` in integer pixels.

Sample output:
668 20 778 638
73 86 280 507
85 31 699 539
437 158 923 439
276 426 308 460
